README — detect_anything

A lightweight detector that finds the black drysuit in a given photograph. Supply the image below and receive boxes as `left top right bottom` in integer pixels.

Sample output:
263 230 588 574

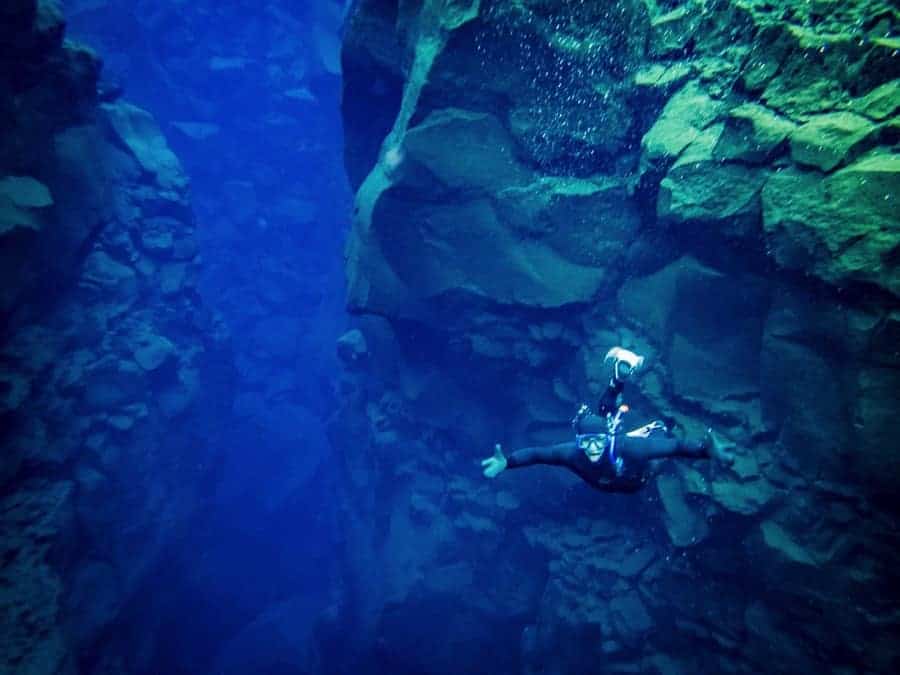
505 378 710 492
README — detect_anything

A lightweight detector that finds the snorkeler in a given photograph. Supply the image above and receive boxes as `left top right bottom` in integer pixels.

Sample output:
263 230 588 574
481 347 736 493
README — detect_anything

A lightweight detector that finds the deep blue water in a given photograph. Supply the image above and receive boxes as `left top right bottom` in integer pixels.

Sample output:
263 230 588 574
65 2 351 671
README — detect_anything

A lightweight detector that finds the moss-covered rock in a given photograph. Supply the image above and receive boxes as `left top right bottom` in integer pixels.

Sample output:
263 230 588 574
337 1 900 673
713 103 796 163
658 123 769 233
762 153 900 296
1 3 232 671
789 112 879 172
633 62 692 96
852 78 900 121
640 81 723 170
648 5 700 58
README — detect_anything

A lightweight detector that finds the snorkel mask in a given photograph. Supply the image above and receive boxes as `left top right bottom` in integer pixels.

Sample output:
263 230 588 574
577 433 608 463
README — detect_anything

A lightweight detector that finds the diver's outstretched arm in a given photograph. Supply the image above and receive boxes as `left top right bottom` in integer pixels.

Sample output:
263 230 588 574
482 442 576 478
599 346 644 415
616 430 735 465
507 442 575 469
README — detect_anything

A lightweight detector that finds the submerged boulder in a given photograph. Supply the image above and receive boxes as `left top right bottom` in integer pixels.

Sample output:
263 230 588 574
852 79 900 121
656 474 708 547
762 152 900 296
640 81 723 171
0 175 53 235
713 103 796 164
102 102 187 191
658 123 769 235
370 195 607 311
789 112 879 172
402 108 531 194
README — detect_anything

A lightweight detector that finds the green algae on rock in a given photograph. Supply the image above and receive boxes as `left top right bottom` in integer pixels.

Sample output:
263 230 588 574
640 81 723 170
658 123 770 234
713 102 796 163
789 111 879 172
852 78 900 121
763 152 900 296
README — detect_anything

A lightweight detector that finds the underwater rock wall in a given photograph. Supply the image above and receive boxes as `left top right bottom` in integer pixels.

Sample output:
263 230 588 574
336 0 899 673
0 3 232 672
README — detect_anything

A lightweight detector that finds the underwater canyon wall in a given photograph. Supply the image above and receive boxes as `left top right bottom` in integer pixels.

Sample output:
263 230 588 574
334 0 900 673
61 2 352 671
0 3 232 672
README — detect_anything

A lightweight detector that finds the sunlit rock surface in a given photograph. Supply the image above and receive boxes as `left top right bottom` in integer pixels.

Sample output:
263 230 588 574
335 0 900 673
0 2 232 672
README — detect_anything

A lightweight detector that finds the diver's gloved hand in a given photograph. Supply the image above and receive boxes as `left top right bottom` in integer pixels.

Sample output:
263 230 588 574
604 346 645 380
481 444 508 478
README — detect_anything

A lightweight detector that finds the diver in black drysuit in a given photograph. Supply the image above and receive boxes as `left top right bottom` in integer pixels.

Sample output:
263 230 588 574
481 347 734 493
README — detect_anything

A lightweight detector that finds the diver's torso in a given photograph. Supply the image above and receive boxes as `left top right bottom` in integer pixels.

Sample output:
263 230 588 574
568 439 648 493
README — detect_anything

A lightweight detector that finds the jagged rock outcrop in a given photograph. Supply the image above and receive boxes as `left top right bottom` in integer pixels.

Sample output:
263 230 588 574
0 3 232 673
335 0 900 673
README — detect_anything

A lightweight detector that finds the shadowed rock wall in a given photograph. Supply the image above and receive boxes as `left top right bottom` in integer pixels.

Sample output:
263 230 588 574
334 0 900 673
0 3 232 672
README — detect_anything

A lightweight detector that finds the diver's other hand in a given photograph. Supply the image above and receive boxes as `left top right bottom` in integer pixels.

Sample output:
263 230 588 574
604 346 645 379
482 443 508 478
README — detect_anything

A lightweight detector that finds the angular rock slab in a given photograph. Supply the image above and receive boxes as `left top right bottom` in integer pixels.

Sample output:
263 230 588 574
0 175 53 235
102 102 187 191
762 153 900 297
658 123 769 235
619 256 768 424
641 80 723 170
656 474 709 547
402 108 531 194
713 102 796 164
790 112 879 172
373 195 607 312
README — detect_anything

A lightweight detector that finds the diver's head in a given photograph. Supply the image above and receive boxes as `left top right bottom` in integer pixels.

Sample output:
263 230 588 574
581 434 607 463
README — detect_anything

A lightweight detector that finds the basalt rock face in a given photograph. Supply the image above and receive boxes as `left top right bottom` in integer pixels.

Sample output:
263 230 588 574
0 3 231 673
336 1 900 673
